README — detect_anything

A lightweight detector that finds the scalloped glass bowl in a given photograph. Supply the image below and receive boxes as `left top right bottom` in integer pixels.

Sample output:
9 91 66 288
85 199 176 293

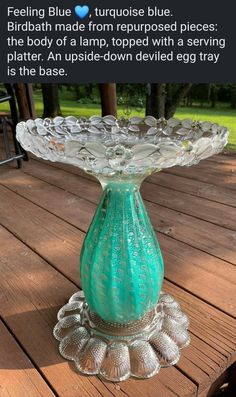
16 115 229 176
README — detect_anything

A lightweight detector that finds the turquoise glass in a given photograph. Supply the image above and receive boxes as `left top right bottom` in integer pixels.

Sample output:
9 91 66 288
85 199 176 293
80 177 164 324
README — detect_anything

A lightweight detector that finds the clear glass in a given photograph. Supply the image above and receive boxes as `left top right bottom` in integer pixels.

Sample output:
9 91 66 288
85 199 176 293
16 115 229 177
16 115 228 381
80 175 164 323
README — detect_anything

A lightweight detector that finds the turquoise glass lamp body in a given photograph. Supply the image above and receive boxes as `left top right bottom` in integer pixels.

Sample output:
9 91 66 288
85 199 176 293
80 176 164 324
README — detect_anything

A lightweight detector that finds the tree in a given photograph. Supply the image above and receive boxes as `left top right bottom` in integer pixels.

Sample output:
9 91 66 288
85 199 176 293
146 83 192 119
99 84 117 116
42 84 61 118
208 84 219 108
13 83 36 120
146 84 166 118
230 84 236 109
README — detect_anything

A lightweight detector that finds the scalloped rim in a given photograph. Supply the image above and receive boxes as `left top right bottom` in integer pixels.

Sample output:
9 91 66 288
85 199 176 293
53 291 190 381
16 115 229 173
18 114 229 133
16 115 229 149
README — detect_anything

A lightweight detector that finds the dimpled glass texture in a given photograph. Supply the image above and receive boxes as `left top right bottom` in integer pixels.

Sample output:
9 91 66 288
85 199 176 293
16 115 229 325
80 180 164 323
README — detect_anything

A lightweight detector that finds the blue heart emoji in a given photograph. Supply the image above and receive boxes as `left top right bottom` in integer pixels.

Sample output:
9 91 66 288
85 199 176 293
74 5 89 19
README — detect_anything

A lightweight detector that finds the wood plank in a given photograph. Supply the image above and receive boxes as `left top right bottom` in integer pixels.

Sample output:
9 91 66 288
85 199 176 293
0 163 235 392
163 281 236 366
190 159 236 174
30 153 236 196
23 158 102 204
146 201 236 266
0 225 196 397
0 183 83 282
159 235 236 318
0 227 114 397
141 182 236 231
165 164 236 191
163 280 236 336
0 173 235 316
32 155 236 209
0 220 234 396
147 172 236 208
167 155 236 174
24 156 236 235
197 369 229 397
190 159 236 175
28 158 236 231
0 185 235 395
0 168 96 230
0 319 56 397
206 154 236 166
15 160 236 265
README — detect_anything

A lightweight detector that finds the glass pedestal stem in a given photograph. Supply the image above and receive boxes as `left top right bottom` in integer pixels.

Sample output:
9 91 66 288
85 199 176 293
80 176 164 324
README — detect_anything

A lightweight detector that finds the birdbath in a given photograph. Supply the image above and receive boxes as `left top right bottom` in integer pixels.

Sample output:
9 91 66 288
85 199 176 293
16 115 228 381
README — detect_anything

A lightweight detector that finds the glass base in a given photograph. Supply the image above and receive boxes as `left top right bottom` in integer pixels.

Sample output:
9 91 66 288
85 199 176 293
53 291 190 382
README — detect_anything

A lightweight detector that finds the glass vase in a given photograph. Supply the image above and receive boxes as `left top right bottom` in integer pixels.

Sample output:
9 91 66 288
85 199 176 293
80 176 164 324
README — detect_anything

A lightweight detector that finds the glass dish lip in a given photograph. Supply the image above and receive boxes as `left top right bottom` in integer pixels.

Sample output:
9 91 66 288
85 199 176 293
16 114 229 146
16 115 229 174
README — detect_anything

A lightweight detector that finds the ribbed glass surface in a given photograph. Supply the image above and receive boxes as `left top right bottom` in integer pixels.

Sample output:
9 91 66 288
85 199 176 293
80 180 164 323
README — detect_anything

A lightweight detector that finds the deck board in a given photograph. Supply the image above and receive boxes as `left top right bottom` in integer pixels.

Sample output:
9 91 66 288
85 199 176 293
17 157 236 230
148 172 236 208
0 320 56 397
0 225 196 397
0 167 235 315
9 158 236 265
0 154 235 397
164 164 236 191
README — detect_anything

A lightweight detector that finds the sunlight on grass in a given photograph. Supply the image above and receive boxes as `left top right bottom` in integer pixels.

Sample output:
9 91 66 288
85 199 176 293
175 108 236 151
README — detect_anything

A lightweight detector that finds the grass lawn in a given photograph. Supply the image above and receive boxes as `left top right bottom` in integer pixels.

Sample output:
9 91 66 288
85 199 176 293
1 89 235 151
176 107 236 151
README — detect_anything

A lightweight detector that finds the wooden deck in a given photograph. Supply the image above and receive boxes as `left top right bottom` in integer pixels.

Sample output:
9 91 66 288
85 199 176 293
0 153 235 397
